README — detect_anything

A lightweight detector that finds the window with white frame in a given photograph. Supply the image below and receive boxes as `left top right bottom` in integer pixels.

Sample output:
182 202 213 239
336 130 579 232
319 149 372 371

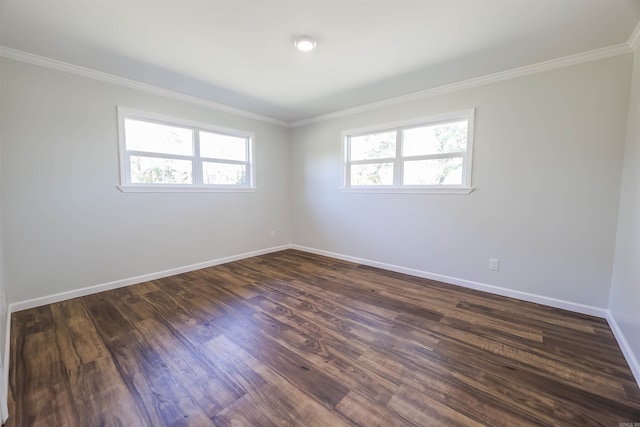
343 109 475 194
117 107 254 192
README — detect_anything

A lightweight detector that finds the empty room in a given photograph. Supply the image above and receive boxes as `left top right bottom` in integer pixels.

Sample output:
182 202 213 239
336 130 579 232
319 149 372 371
1 0 640 425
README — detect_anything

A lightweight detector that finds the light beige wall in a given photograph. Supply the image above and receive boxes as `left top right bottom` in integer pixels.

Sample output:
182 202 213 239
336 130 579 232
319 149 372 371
610 49 640 381
0 65 8 419
0 57 292 303
291 55 632 309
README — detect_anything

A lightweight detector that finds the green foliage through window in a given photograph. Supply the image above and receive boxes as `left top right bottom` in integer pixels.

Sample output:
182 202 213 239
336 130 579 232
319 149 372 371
344 111 474 190
119 108 254 190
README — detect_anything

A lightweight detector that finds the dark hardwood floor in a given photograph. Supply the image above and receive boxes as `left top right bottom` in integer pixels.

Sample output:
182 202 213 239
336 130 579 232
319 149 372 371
7 249 640 426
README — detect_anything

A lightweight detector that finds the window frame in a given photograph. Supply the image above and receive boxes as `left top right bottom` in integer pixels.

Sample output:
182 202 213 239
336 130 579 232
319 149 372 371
117 107 255 193
342 109 475 194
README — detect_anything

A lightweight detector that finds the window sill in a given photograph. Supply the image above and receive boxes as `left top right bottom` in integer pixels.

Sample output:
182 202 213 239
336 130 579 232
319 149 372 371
117 185 256 193
340 187 474 195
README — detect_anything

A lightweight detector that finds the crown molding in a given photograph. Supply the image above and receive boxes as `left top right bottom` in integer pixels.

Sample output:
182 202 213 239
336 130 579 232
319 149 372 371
628 20 640 52
291 43 632 127
0 46 289 127
1 42 635 129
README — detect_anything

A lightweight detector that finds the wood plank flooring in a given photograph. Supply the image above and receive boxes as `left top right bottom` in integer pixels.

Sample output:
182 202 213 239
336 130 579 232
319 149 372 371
8 249 640 426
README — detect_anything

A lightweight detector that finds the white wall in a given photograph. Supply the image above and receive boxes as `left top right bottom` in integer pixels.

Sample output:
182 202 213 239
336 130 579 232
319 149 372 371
610 49 640 379
291 55 632 309
0 57 291 303
0 219 7 422
0 80 8 419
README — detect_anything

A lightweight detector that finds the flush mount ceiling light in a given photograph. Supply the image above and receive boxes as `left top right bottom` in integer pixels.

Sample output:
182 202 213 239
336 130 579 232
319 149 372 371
294 35 316 52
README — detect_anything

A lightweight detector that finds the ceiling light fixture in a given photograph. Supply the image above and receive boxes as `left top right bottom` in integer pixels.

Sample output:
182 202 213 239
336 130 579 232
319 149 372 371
294 35 316 52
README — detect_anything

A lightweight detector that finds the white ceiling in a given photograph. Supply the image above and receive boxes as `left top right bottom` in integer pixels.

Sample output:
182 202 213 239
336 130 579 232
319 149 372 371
1 1 640 123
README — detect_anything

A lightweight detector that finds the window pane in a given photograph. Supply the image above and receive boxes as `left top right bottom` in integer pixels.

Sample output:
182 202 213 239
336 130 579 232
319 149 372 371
130 156 193 184
402 121 467 157
350 131 396 161
200 131 247 161
125 119 193 156
203 162 247 185
404 157 463 185
350 163 393 186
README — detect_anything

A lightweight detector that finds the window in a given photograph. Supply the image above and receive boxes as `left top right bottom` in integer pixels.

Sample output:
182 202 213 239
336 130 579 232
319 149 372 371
117 107 254 192
343 109 475 194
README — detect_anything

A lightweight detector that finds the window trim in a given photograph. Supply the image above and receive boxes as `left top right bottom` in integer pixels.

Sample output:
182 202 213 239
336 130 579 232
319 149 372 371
117 107 256 193
341 109 475 194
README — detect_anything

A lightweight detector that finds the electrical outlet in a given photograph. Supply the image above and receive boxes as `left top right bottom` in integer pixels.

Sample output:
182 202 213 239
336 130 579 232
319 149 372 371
489 258 500 271
270 230 276 238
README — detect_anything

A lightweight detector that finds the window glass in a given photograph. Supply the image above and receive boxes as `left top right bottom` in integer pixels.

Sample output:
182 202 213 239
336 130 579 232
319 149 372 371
200 131 247 161
130 156 193 184
118 108 254 191
350 131 396 161
402 121 467 157
125 119 193 156
350 163 394 186
203 162 247 185
343 110 474 192
403 157 463 185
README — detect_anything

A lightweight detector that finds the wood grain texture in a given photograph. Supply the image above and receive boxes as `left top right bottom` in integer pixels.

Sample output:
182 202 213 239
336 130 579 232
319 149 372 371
7 249 640 426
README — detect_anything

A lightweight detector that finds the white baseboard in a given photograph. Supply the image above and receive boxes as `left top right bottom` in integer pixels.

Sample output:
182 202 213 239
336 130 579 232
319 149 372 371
290 245 608 318
1 309 9 423
606 311 640 389
9 241 608 319
10 244 292 313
